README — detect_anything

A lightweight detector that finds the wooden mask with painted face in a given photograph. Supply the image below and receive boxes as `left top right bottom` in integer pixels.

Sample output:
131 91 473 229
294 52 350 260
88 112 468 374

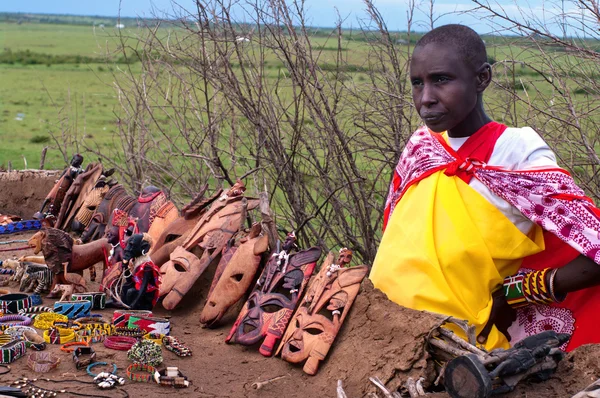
277 252 368 375
199 223 270 327
226 241 321 357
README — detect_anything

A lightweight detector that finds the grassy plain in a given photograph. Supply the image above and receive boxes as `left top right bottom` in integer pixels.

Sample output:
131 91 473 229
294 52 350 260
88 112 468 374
0 16 595 171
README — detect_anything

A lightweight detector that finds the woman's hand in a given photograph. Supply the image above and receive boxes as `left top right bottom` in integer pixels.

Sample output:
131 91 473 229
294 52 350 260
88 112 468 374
477 288 516 344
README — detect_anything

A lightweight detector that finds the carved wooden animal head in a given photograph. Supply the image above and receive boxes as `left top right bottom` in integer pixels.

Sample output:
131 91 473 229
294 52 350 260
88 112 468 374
226 246 321 357
278 253 368 375
28 230 47 255
200 224 269 327
72 180 110 231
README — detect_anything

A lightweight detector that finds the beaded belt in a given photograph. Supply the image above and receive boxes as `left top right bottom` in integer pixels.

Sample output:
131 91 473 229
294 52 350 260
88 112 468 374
0 293 32 314
53 300 92 319
27 352 60 372
112 310 152 328
71 292 106 310
1 340 26 364
126 363 157 382
43 327 75 344
104 336 137 351
162 335 192 357
73 346 96 370
0 314 32 330
128 315 170 335
76 317 114 334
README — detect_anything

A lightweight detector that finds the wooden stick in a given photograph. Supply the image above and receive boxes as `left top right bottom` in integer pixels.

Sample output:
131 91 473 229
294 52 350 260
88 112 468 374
251 375 287 390
437 328 487 359
428 338 473 358
405 378 420 398
40 147 48 170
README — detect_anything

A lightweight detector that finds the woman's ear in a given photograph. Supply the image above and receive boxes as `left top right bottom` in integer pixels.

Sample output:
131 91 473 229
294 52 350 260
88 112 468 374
476 62 492 92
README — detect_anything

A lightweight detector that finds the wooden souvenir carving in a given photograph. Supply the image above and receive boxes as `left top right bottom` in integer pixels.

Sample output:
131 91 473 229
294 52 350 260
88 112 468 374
199 223 269 327
277 249 368 375
226 234 321 357
36 154 84 221
158 184 260 310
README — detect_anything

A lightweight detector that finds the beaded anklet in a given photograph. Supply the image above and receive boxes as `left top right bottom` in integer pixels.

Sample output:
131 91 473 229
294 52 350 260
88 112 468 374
104 336 137 351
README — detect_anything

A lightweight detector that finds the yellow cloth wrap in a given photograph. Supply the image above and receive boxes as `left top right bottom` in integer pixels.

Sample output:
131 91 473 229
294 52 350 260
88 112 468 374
370 170 545 350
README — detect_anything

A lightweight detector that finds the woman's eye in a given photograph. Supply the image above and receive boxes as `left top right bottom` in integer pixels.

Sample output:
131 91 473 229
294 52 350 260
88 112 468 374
411 79 423 86
435 76 450 83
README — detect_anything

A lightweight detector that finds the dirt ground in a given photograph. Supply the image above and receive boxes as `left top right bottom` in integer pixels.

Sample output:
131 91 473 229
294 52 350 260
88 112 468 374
0 172 598 398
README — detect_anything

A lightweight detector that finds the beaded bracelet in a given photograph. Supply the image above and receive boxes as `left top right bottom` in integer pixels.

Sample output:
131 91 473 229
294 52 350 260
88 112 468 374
73 346 97 370
128 315 171 335
53 300 92 319
33 312 68 330
162 335 192 357
3 325 36 338
0 293 32 315
113 310 152 328
75 328 108 344
22 330 46 351
154 368 191 388
27 352 60 372
0 314 32 330
87 362 118 377
0 333 15 346
60 341 88 353
115 327 144 338
504 268 561 309
126 363 157 382
127 340 163 367
43 327 75 344
1 339 26 364
53 320 83 331
104 336 137 351
71 292 106 310
143 333 164 346
77 317 114 334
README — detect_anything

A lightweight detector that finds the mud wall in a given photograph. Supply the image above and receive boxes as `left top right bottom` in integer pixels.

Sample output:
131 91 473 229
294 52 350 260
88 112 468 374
0 170 60 219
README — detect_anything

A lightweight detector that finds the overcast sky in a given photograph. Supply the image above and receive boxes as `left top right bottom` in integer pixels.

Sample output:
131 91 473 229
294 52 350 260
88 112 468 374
0 0 587 35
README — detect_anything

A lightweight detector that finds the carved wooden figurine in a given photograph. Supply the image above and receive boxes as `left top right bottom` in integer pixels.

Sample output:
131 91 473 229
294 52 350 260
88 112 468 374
199 223 270 327
277 249 368 375
226 233 321 357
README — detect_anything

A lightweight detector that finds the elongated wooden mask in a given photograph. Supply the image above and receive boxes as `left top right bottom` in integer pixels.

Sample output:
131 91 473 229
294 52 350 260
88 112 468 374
277 249 368 375
226 235 321 357
199 223 269 327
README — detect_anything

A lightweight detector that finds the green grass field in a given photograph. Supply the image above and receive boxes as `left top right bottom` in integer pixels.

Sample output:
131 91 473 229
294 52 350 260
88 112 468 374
0 15 596 171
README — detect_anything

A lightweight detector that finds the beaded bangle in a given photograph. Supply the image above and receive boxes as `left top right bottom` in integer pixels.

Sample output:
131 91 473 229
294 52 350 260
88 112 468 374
71 292 106 310
504 268 556 309
162 335 192 357
0 293 32 315
127 340 163 367
53 300 92 319
113 310 152 328
73 346 97 370
0 314 32 330
77 317 114 334
33 312 68 330
43 327 75 344
1 339 26 364
3 325 36 338
548 268 567 303
75 328 109 344
143 333 164 346
22 330 46 351
0 333 14 345
104 336 137 351
128 315 171 335
53 320 83 331
115 327 144 338
60 341 88 353
27 352 60 372
87 361 118 377
126 363 157 382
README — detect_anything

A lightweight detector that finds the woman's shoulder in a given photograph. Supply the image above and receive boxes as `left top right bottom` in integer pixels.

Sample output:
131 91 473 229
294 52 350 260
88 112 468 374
492 126 558 169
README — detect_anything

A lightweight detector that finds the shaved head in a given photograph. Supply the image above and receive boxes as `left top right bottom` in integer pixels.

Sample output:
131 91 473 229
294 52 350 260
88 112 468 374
415 24 487 72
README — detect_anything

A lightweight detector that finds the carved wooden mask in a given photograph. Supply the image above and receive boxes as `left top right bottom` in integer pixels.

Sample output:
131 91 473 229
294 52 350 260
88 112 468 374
277 252 368 375
226 245 321 357
199 224 269 327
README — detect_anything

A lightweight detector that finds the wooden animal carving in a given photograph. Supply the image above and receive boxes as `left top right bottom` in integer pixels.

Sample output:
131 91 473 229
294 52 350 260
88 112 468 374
36 154 84 220
226 234 321 357
199 223 269 327
277 250 368 375
49 283 75 302
19 265 53 294
27 228 110 286
158 187 260 310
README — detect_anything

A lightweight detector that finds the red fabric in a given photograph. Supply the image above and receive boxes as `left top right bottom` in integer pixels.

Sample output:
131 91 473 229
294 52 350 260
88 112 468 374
521 232 600 351
433 121 507 184
383 122 506 230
